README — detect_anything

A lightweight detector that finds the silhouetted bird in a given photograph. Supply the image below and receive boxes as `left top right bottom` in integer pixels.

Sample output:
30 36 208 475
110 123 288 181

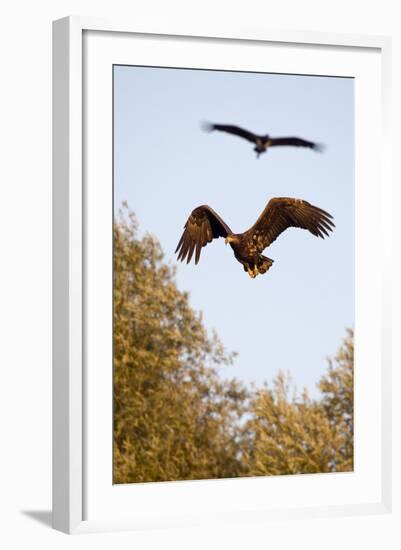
202 122 324 158
175 198 334 278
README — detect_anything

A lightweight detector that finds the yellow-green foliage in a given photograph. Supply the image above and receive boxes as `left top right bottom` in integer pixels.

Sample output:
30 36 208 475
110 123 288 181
113 207 353 483
113 207 248 483
318 329 354 471
243 331 354 476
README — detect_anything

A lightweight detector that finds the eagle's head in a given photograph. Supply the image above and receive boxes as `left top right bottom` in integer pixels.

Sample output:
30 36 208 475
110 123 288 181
225 235 239 245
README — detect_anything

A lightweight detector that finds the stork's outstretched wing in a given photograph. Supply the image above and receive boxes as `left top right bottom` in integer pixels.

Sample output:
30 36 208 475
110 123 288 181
269 137 324 151
175 206 232 264
202 122 258 144
245 197 334 252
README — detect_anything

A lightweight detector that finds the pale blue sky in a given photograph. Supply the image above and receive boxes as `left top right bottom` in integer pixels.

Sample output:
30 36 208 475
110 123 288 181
113 65 354 398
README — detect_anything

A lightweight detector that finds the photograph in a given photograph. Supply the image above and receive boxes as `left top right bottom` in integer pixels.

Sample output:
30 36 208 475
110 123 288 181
112 64 354 484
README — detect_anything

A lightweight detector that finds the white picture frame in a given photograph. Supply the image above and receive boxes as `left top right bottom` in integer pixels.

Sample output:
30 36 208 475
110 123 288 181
52 16 392 534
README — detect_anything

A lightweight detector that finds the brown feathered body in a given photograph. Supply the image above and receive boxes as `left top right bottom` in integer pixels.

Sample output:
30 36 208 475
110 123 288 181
175 198 334 278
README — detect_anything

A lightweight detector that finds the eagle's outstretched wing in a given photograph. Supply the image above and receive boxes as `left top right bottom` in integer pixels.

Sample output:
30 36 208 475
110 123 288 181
245 197 334 252
202 122 258 144
269 136 325 151
175 205 232 264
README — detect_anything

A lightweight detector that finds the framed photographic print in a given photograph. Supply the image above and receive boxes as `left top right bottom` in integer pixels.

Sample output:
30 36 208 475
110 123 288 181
52 17 392 534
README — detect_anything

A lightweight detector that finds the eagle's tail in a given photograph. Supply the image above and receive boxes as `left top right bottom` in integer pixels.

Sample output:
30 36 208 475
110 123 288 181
258 255 274 274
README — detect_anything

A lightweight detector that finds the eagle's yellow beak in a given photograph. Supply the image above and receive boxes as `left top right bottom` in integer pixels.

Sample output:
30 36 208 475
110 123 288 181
225 237 230 245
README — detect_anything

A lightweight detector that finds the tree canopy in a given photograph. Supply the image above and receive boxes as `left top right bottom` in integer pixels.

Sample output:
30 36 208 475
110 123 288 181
243 331 353 476
114 207 248 483
113 207 353 483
